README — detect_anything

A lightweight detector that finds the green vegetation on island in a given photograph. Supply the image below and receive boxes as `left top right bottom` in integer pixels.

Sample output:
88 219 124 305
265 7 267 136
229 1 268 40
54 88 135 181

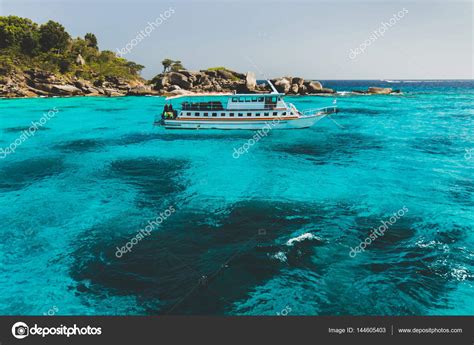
160 58 185 73
0 15 155 97
0 16 144 81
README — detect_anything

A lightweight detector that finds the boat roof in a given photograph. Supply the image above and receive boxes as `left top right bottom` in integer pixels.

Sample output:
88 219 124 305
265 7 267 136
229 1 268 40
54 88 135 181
165 91 284 101
165 92 232 100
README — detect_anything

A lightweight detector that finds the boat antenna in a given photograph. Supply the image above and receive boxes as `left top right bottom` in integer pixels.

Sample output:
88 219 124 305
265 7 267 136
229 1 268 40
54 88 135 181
243 55 279 94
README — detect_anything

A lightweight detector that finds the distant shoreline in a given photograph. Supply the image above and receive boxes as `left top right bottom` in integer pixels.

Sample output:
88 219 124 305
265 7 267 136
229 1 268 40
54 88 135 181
3 75 472 100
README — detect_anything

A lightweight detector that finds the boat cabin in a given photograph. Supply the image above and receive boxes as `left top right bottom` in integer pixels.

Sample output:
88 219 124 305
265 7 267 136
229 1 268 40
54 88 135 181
165 93 298 120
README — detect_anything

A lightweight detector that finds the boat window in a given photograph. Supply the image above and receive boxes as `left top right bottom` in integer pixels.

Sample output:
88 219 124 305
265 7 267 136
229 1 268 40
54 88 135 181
212 113 217 117
263 113 268 116
252 97 257 102
282 112 286 115
256 113 260 116
187 112 191 115
238 113 243 117
232 97 238 102
230 113 234 117
221 113 225 117
271 97 277 102
195 112 200 116
247 112 251 116
245 97 251 102
204 113 209 116
273 112 277 115
257 97 264 102
238 97 244 102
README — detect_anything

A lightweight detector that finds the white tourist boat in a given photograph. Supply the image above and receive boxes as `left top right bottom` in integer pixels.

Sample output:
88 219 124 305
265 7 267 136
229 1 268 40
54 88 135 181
155 81 337 130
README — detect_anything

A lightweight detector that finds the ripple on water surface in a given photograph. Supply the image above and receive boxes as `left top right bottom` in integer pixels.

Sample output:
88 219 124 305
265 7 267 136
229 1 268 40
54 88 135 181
106 157 188 207
0 156 66 191
54 139 106 153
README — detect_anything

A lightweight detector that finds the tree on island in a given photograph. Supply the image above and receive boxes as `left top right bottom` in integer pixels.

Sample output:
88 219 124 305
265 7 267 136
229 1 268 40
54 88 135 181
0 16 39 54
20 31 40 55
170 60 184 71
161 58 173 73
125 61 145 75
84 33 98 49
161 58 185 73
39 20 70 52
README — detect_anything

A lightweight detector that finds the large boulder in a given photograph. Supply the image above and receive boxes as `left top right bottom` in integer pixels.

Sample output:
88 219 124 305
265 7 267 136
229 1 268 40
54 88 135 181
76 54 86 66
202 70 218 78
168 72 191 89
231 71 246 79
273 77 291 93
51 84 82 95
216 69 236 80
103 88 124 97
368 87 392 94
127 85 157 96
299 84 308 95
292 77 304 86
195 74 208 84
84 87 101 95
290 83 299 94
245 71 256 91
176 69 192 77
104 76 130 90
318 88 336 94
200 75 213 87
306 81 323 93
167 84 181 91
154 75 170 90
33 83 54 92
26 69 56 83
74 80 90 90
25 85 50 96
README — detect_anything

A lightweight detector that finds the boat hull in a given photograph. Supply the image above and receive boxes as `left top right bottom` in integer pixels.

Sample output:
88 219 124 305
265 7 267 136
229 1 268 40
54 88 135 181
159 114 327 130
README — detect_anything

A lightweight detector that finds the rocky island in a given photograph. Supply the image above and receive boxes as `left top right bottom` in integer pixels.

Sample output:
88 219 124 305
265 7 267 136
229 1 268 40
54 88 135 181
0 16 401 98
150 65 337 97
0 16 152 98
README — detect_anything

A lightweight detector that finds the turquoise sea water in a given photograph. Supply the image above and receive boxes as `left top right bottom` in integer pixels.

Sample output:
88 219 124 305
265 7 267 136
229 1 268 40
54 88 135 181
0 80 472 315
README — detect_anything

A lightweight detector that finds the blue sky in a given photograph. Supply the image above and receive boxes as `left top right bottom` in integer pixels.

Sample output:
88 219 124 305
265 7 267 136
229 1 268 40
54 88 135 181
1 0 472 79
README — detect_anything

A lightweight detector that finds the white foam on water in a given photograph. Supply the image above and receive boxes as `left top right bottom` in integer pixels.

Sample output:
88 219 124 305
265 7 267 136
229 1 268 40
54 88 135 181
271 251 288 263
286 233 320 246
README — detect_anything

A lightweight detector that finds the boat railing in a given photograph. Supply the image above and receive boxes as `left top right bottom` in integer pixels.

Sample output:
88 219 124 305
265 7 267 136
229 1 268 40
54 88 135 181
301 106 338 116
182 101 224 111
